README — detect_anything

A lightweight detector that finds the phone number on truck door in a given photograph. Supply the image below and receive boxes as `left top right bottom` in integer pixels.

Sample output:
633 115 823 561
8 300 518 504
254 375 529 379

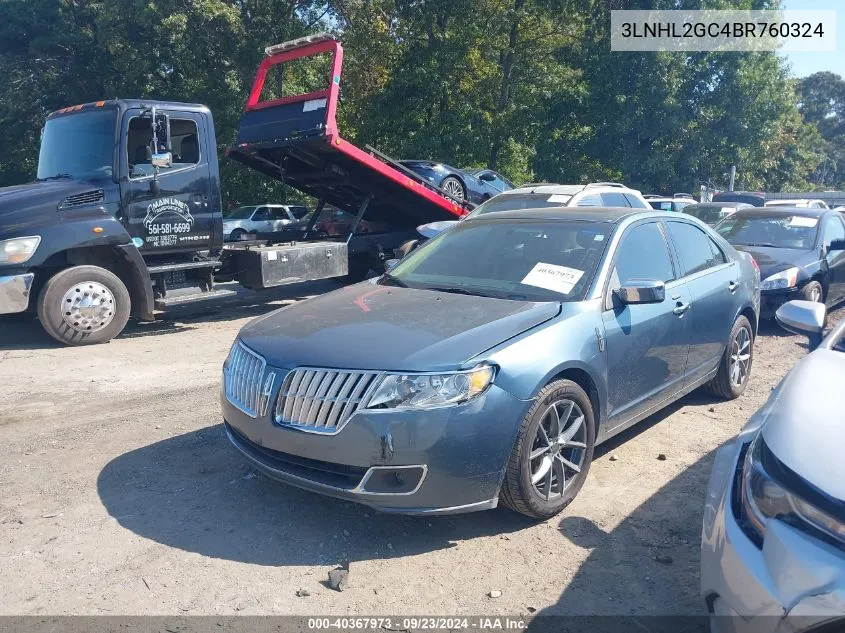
147 222 192 235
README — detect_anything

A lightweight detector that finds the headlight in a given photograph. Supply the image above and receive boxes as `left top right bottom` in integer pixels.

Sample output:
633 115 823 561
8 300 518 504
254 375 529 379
0 236 41 264
365 364 495 410
760 267 799 291
740 433 845 546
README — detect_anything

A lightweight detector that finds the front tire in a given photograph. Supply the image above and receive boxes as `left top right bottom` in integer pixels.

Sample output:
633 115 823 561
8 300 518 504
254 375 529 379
801 280 823 304
500 380 595 520
37 265 131 346
229 229 247 242
707 315 753 400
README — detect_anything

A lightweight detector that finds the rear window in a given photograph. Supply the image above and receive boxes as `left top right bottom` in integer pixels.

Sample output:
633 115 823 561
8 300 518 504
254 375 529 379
468 193 572 217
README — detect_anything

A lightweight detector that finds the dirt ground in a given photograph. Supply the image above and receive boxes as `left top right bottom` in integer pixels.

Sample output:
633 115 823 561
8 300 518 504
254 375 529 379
0 283 836 617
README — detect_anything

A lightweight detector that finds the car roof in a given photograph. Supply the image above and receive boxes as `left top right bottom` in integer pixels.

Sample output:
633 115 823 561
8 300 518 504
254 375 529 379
728 206 829 217
685 201 750 208
466 206 662 224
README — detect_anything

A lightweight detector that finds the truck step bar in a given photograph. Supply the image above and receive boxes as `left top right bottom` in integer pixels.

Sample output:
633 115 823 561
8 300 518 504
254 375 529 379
147 260 221 274
154 287 239 309
226 33 470 229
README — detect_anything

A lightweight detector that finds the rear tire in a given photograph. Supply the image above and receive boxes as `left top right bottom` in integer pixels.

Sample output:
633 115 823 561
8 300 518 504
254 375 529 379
229 229 246 242
707 315 753 400
499 380 595 520
440 176 467 201
37 265 131 346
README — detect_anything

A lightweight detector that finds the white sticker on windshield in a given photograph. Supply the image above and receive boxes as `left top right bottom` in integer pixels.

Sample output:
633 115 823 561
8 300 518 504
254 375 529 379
521 262 585 295
789 216 818 228
547 194 570 203
594 234 605 241
303 98 328 112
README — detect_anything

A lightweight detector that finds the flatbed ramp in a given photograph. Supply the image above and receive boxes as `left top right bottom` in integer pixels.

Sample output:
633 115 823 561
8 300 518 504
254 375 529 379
226 33 471 227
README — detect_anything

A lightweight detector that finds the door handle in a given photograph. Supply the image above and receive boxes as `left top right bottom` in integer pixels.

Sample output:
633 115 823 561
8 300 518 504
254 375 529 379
673 302 691 316
728 280 738 293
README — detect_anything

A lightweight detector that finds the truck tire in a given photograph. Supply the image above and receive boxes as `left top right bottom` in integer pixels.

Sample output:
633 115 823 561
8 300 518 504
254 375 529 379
499 379 595 520
345 256 371 283
37 265 131 346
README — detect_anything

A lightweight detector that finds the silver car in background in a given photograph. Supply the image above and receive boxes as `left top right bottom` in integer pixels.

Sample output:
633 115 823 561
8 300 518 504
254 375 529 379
223 204 310 241
701 300 845 633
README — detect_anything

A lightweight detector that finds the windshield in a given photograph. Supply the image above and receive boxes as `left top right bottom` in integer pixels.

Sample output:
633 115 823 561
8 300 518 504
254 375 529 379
225 206 257 220
716 214 819 250
467 193 572 218
385 220 611 301
37 109 116 180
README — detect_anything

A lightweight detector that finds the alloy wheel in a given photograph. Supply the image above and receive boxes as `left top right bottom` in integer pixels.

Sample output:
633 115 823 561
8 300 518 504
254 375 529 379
442 178 465 200
730 326 752 388
529 399 588 501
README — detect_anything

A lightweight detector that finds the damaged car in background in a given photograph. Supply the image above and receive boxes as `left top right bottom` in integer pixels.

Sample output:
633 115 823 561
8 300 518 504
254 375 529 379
715 207 845 318
221 207 759 519
701 299 845 633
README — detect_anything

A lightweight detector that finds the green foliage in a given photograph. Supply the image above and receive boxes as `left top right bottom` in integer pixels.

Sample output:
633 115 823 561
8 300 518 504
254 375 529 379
0 0 832 201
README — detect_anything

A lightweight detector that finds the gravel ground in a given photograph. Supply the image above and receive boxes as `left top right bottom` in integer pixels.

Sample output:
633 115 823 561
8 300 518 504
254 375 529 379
0 283 837 616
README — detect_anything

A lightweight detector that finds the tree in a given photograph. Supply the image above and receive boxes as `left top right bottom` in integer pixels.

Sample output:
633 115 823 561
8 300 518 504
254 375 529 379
798 71 845 189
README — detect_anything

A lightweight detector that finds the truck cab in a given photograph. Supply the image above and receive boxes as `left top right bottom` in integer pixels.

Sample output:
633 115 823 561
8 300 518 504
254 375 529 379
0 99 224 344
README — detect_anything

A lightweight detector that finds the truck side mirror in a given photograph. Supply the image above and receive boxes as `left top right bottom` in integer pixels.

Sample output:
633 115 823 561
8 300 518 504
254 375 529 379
151 151 173 169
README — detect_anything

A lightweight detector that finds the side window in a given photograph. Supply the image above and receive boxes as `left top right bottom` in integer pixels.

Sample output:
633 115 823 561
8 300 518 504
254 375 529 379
601 192 631 207
611 222 675 290
823 215 845 246
127 116 198 179
577 194 603 207
709 238 727 265
252 207 272 221
171 118 199 167
270 207 290 221
666 221 721 276
624 193 650 209
290 206 310 219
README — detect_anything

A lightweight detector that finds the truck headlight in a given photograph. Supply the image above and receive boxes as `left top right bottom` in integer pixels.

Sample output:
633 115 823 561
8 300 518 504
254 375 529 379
760 267 799 291
0 236 41 264
740 433 845 546
365 364 495 410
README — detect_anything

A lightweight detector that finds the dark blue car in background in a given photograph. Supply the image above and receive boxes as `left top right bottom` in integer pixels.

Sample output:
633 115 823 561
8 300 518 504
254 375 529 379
222 208 760 519
399 160 514 204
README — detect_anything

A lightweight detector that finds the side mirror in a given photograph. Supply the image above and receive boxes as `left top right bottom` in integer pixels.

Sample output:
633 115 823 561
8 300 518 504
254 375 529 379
151 151 173 169
384 259 401 271
775 300 826 349
614 280 665 305
829 238 845 251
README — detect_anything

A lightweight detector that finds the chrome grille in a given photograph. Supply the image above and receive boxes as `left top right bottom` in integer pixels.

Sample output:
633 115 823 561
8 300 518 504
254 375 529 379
224 342 267 417
275 368 380 433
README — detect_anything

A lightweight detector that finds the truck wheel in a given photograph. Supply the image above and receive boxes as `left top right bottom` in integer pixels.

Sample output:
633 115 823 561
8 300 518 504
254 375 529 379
499 380 595 520
345 256 371 283
37 265 131 346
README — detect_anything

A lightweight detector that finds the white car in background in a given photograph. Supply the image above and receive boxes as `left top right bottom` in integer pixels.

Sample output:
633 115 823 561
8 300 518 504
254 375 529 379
223 204 311 241
701 299 845 633
406 182 650 246
645 193 697 212
765 199 830 210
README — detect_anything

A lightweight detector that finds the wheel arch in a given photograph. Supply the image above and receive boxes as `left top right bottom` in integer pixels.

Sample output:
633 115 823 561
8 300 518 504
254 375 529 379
537 363 604 433
36 245 154 319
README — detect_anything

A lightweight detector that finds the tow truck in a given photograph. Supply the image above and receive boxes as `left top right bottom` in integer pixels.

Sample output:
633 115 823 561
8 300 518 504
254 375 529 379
0 34 469 346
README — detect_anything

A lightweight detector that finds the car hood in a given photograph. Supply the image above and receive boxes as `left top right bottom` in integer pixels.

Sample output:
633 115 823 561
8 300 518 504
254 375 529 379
417 220 459 239
762 348 845 501
238 281 561 372
731 245 819 280
0 179 104 235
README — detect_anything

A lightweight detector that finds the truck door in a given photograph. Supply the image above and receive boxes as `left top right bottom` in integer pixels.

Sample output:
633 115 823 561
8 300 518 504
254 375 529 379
120 108 216 256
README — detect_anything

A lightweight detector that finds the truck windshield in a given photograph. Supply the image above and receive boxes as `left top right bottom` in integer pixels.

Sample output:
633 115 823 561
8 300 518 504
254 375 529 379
37 109 117 181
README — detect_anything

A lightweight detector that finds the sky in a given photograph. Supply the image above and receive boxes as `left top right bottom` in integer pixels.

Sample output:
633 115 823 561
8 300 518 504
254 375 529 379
781 0 843 78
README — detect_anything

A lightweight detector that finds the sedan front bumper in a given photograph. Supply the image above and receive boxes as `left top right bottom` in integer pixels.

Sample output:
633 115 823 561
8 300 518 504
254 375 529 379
222 382 530 515
701 435 845 633
760 288 806 319
0 273 34 314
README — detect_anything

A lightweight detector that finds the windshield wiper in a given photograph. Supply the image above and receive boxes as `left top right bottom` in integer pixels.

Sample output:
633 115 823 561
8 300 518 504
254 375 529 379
381 273 408 288
37 173 74 181
426 286 500 298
